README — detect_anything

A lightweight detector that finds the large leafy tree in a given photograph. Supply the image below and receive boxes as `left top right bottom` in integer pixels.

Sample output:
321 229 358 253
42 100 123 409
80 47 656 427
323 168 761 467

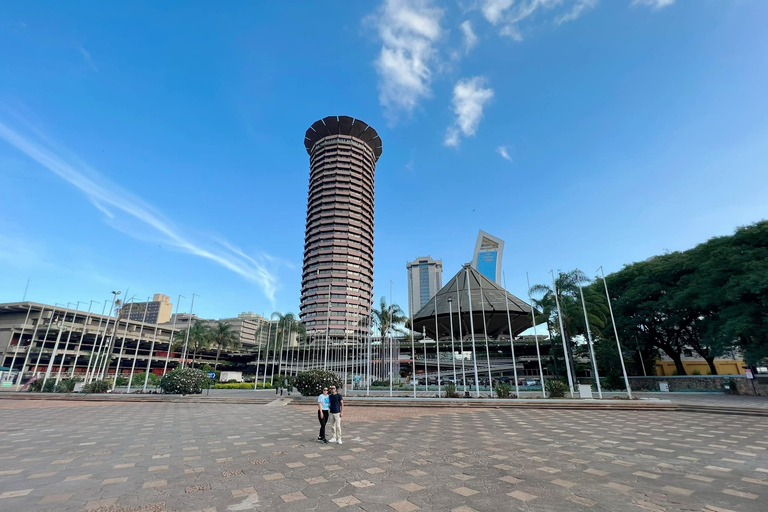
209 321 240 370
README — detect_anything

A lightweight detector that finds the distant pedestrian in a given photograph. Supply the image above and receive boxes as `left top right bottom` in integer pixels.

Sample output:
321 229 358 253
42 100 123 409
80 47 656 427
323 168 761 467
327 385 344 445
317 387 330 443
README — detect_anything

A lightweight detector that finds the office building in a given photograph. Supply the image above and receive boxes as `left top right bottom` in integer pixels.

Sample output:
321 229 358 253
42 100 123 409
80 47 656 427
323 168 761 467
118 294 173 324
472 230 504 284
406 256 443 317
299 116 383 338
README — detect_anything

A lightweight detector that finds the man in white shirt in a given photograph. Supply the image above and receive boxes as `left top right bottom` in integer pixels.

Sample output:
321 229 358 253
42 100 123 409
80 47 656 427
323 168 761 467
317 387 330 443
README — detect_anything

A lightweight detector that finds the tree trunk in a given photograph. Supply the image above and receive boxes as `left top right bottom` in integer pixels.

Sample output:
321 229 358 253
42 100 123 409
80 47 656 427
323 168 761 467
192 346 198 368
667 351 687 376
705 356 718 375
214 347 221 370
565 334 578 383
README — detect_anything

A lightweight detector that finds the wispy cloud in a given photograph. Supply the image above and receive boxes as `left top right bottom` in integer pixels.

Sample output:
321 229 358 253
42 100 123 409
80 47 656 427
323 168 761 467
371 0 444 122
632 0 675 8
497 145 512 161
460 20 478 54
0 118 279 306
480 0 597 38
78 45 98 72
444 76 494 147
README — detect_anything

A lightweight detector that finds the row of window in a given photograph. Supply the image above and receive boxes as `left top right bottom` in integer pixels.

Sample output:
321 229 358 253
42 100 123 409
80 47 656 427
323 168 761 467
311 137 376 161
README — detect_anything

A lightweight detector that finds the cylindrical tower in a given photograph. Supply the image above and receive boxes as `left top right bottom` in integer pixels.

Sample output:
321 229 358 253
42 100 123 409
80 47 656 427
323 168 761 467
300 116 383 340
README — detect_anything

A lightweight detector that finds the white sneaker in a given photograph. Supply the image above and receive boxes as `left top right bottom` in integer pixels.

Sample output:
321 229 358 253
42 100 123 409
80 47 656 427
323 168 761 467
337 439 343 445
328 437 336 443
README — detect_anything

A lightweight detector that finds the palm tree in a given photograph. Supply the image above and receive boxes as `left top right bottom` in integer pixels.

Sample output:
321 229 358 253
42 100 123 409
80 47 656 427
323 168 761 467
209 321 240 370
174 320 211 368
530 269 588 380
371 296 408 339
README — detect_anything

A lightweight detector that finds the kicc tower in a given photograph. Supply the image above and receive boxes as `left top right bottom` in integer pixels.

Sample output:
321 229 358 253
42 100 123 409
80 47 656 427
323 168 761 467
300 116 383 340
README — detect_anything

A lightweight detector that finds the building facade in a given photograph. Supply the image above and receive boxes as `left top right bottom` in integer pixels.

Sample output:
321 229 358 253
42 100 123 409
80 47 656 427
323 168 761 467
406 256 443 317
118 294 173 324
299 116 383 339
164 311 276 349
472 230 504 284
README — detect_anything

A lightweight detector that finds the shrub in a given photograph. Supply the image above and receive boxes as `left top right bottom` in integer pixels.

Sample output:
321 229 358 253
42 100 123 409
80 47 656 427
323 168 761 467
294 369 343 397
495 383 512 398
159 367 209 395
28 379 55 392
443 383 459 398
371 380 390 387
601 373 625 391
56 379 77 393
133 372 161 388
114 376 128 387
83 379 111 393
214 382 255 389
544 379 569 398
691 369 702 376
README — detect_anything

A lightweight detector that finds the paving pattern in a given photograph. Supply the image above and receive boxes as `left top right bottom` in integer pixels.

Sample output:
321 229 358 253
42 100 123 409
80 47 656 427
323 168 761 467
0 400 767 512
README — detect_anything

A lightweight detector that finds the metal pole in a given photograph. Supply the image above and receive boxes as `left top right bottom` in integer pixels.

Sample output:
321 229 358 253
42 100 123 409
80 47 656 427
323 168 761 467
324 282 331 370
478 278 494 396
95 290 122 381
410 300 416 399
599 266 632 398
71 301 99 378
465 268 481 397
551 270 575 397
7 304 32 384
83 301 107 384
455 282 467 394
142 315 160 392
162 295 184 377
127 299 150 393
17 305 44 390
448 298 457 385
366 315 371 397
269 313 280 386
42 320 67 390
31 306 57 387
579 284 602 399
181 294 197 368
255 319 271 389
434 294 441 395
56 301 84 385
503 272 520 397
422 327 428 393
525 272 546 398
112 301 135 390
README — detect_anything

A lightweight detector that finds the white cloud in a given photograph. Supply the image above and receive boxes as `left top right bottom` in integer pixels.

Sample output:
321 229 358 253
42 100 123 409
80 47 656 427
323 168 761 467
460 20 478 54
444 76 494 147
372 0 444 121
497 145 512 161
78 45 98 72
632 0 675 8
480 0 597 38
0 119 280 306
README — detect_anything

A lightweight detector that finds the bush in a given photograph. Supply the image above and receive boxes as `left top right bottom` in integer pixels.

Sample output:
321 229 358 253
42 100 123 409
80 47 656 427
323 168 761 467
545 379 569 398
214 382 255 389
133 372 161 388
56 379 77 393
83 379 111 393
114 376 128 387
443 383 459 398
601 373 626 391
495 383 512 398
28 379 55 392
691 369 702 376
294 369 343 397
159 367 209 395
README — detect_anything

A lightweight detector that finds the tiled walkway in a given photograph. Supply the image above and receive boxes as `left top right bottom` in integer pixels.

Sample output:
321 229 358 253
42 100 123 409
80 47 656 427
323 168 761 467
0 401 766 511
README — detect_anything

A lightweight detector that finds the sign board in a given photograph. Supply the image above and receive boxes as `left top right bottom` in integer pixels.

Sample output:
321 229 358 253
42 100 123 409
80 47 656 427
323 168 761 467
354 376 361 382
659 381 669 392
578 384 593 399
1 381 12 387
207 372 216 379
746 369 754 380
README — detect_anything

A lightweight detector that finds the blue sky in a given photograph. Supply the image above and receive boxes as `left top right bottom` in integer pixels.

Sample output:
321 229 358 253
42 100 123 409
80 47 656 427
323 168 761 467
1 0 766 321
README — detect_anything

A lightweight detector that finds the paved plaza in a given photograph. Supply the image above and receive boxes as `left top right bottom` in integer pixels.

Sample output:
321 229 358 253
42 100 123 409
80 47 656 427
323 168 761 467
1 400 767 512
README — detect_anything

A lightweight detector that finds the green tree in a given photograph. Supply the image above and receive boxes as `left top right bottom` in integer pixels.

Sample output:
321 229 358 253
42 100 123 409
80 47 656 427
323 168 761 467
371 296 408 339
209 321 240 370
174 321 211 368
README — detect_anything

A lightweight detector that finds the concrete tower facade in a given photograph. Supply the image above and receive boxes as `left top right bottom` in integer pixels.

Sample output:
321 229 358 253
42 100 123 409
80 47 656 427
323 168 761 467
300 116 383 338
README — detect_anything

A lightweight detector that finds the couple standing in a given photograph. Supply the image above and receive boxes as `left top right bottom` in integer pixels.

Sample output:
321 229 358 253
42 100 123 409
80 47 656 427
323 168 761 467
317 385 343 444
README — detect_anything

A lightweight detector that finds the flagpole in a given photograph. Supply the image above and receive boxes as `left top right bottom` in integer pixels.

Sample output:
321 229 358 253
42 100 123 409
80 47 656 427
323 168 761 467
465 268 481 397
162 295 184 377
579 283 602 399
447 298 457 386
525 272 546 398
180 294 197 368
502 272 520 398
455 282 467 395
434 294 441 395
599 266 632 399
7 304 32 385
70 301 99 379
551 270 574 397
478 278 494 396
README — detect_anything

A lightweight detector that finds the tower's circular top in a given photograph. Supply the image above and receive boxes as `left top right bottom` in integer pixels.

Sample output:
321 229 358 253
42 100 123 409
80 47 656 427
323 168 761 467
304 116 382 161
